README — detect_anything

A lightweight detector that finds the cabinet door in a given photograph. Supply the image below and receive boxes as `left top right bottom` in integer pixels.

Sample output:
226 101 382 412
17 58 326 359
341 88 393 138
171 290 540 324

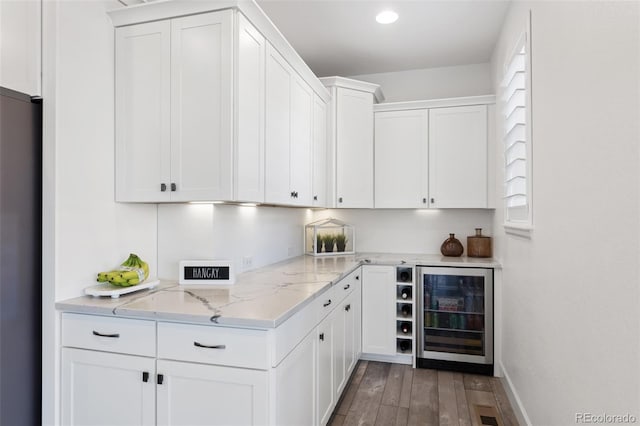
375 109 429 208
361 265 396 356
61 348 155 426
350 277 363 371
265 43 293 205
235 13 265 203
156 359 268 426
170 11 233 201
275 330 316 426
428 105 488 208
290 74 313 205
335 290 359 398
115 20 171 202
335 87 374 208
317 313 335 426
312 94 327 207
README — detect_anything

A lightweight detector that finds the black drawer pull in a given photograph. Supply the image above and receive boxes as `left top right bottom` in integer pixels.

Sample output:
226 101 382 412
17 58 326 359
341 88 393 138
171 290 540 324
345 304 351 312
157 374 164 385
319 332 325 341
92 331 120 338
355 275 360 280
343 284 350 290
142 371 149 383
194 342 226 349
323 300 332 307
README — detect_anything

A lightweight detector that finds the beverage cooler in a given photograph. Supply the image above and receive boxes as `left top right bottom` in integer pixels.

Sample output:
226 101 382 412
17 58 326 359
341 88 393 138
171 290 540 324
416 267 493 375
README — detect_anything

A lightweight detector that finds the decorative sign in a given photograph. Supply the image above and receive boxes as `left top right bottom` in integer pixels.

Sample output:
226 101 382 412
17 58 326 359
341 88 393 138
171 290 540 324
179 260 235 285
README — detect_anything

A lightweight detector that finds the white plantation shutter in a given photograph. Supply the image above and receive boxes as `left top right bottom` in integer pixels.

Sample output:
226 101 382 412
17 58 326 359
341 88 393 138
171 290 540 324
502 27 532 228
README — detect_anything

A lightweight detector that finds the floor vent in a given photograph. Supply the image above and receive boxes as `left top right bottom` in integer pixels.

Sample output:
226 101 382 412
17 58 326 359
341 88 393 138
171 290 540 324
473 404 503 426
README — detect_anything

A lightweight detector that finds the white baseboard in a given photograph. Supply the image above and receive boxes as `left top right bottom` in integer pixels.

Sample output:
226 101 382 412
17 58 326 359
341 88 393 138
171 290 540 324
360 352 413 365
498 361 533 426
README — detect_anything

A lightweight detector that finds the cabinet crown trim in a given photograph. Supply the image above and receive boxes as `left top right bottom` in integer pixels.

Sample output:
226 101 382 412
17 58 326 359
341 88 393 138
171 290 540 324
374 95 496 112
107 0 330 103
319 76 385 103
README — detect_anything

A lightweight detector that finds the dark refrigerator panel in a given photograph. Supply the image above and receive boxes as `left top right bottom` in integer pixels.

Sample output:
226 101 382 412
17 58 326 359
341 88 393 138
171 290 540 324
0 87 42 425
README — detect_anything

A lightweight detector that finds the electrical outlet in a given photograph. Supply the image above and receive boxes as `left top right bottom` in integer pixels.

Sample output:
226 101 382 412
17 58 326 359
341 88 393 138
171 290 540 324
242 256 253 270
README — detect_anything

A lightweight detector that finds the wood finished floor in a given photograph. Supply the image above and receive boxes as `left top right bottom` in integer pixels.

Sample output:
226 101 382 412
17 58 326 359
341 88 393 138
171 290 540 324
328 361 519 426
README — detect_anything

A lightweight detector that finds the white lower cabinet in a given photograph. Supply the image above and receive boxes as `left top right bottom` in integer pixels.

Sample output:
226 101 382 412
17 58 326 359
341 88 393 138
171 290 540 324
61 268 363 426
316 310 336 426
275 331 316 426
61 348 156 426
361 265 397 356
156 359 268 426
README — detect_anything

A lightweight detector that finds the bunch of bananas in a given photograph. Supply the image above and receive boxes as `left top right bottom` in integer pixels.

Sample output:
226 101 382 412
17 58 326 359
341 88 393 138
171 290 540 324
97 253 149 287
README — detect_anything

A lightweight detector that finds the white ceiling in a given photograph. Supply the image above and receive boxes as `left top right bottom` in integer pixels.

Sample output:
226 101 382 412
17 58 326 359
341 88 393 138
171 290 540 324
256 0 511 77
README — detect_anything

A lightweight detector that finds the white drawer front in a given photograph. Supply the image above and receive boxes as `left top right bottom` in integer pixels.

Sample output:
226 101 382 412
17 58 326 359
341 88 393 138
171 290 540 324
336 267 361 300
61 313 156 357
158 322 269 370
316 283 338 323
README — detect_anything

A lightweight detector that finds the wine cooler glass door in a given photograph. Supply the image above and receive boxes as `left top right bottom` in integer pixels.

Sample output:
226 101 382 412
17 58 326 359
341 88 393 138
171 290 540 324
417 267 493 364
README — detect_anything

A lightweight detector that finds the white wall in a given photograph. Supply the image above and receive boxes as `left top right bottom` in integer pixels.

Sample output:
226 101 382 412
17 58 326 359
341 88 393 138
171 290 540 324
42 1 158 424
0 0 41 95
491 2 640 425
313 209 493 255
157 204 312 280
349 63 493 102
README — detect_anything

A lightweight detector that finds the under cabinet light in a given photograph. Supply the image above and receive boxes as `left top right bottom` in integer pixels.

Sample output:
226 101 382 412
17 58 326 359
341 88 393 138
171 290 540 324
376 10 398 24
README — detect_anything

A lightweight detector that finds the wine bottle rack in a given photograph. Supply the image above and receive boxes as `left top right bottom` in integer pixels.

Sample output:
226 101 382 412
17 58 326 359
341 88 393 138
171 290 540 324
395 267 415 356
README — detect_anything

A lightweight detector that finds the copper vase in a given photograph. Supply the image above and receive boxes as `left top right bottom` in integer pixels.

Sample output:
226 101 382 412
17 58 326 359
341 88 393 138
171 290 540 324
440 233 464 257
467 228 492 258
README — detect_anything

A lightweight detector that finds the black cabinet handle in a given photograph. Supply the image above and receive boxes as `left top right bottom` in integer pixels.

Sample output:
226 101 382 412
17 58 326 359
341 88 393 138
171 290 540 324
293 191 298 198
92 331 120 338
338 197 343 203
319 332 325 341
355 275 360 280
157 374 164 385
290 191 295 198
431 198 435 203
171 183 177 192
194 342 226 349
160 183 167 192
142 372 149 383
345 304 351 312
313 195 318 201
422 198 427 204
343 284 350 290
323 299 332 307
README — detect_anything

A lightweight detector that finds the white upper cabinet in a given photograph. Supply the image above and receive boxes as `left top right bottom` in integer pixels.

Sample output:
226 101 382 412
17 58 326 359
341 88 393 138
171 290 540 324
116 20 172 202
374 109 429 208
428 105 488 208
335 87 374 208
290 74 313 206
321 77 383 209
312 94 328 207
235 13 266 203
170 11 233 202
116 11 233 202
265 43 313 206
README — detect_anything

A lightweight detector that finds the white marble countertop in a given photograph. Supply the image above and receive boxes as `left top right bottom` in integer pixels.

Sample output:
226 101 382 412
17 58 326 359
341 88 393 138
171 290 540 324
56 253 500 328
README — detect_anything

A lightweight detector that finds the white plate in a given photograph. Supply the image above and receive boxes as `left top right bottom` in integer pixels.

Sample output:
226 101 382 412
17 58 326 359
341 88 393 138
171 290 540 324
84 279 160 298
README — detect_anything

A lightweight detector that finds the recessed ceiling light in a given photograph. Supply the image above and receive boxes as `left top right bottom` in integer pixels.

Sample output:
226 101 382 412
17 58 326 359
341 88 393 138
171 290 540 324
376 10 398 24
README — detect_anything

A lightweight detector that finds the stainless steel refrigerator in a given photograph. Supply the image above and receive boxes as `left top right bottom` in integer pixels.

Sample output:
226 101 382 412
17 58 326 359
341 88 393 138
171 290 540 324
0 87 42 424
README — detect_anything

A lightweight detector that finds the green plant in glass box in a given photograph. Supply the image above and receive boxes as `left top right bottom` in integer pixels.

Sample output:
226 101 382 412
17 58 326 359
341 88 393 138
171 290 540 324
322 234 336 253
335 233 348 252
304 218 355 256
